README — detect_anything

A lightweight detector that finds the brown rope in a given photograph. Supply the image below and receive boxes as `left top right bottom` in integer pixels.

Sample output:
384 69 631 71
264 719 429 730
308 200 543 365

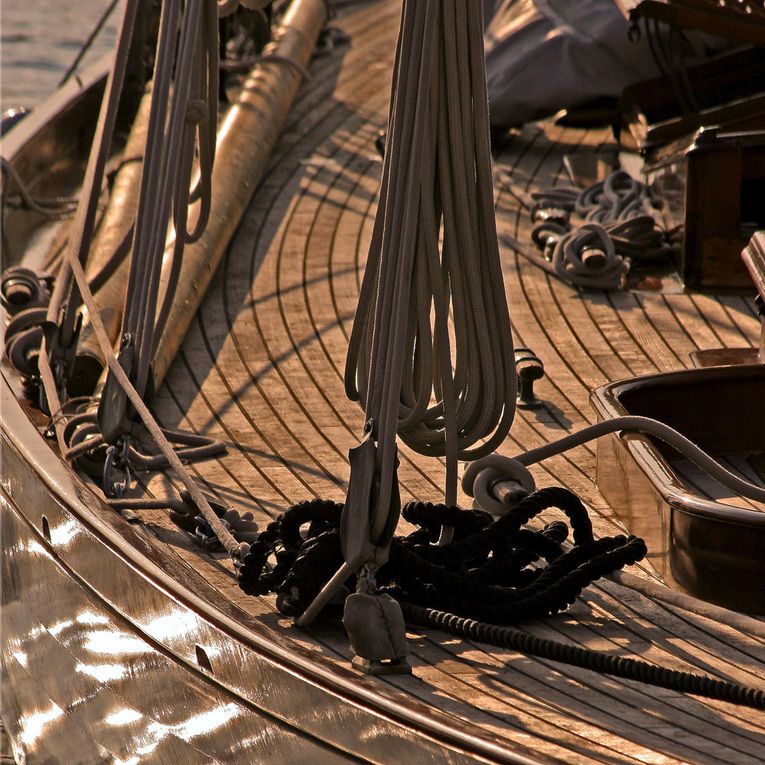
344 0 516 535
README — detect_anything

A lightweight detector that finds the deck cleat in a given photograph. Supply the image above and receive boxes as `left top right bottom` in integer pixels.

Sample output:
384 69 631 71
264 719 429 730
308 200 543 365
514 347 545 409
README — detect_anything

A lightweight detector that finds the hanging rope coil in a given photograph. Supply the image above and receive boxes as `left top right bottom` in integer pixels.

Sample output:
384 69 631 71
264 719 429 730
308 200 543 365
344 0 516 509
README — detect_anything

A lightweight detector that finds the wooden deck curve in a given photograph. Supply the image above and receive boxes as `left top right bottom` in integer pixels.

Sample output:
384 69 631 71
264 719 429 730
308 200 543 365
3 1 764 762
130 2 765 763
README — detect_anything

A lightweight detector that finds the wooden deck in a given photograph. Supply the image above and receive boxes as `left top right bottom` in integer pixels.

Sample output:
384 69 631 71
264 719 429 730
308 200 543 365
95 1 765 763
4 0 762 762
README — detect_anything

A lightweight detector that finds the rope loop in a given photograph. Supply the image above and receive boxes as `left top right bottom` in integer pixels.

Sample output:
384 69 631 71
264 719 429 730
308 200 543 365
345 0 517 522
553 223 627 290
461 453 536 514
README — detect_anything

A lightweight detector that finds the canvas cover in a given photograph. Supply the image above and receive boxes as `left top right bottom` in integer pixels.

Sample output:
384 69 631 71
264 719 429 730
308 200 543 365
483 0 733 128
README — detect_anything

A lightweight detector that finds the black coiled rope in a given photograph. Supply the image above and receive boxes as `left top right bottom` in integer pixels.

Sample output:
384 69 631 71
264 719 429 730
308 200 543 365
232 488 765 709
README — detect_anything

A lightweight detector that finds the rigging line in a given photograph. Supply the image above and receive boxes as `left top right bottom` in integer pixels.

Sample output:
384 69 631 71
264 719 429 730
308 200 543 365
33 0 241 559
0 158 79 217
43 0 140 358
36 0 139 440
345 0 516 521
467 415 765 506
127 0 193 397
153 0 219 345
661 23 700 115
118 0 180 365
56 218 245 558
125 0 218 396
57 0 122 87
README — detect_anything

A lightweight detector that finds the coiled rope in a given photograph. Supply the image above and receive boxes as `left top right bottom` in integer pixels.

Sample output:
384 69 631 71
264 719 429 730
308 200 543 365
575 170 655 223
500 169 675 290
551 223 628 289
344 0 516 515
238 490 645 621
235 493 764 709
606 215 674 261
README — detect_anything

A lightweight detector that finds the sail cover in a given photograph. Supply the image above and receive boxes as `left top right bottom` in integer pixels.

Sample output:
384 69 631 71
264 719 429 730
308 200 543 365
483 0 734 129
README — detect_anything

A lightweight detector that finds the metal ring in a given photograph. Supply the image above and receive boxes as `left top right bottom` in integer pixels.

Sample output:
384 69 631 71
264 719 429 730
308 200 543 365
462 454 536 498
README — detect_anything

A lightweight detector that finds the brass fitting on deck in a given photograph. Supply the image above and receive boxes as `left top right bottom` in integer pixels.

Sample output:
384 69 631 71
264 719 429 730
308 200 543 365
515 347 545 409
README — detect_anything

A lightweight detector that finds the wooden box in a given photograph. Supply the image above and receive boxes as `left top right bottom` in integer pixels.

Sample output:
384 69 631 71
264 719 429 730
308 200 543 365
647 127 765 291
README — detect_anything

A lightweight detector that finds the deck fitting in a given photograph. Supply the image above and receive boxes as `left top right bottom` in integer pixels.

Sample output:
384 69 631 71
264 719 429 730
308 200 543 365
515 347 545 409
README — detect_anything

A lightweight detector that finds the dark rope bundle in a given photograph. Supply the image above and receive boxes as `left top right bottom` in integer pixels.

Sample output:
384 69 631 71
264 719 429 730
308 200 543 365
403 603 765 710
231 489 765 710
235 488 646 622
236 499 345 614
523 171 678 290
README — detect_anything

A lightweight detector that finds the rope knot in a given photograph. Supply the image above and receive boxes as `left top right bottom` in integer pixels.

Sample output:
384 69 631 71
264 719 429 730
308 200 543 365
553 223 627 290
186 99 207 125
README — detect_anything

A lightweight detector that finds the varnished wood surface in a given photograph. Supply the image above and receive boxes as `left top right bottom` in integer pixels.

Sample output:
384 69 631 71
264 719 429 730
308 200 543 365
134 1 765 763
14 1 763 762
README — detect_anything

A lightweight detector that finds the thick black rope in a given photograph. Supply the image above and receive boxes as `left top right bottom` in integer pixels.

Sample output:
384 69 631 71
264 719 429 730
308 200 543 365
388 535 647 622
404 487 594 569
231 488 765 709
402 603 765 710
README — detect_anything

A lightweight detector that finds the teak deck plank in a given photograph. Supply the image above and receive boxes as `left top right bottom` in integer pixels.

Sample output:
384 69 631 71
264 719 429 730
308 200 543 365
142 2 765 762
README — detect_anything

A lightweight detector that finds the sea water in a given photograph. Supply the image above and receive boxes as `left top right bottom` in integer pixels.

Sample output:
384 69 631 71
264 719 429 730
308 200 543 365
1 0 120 113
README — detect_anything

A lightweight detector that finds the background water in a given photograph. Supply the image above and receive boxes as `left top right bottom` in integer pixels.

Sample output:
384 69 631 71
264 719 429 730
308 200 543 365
1 0 122 113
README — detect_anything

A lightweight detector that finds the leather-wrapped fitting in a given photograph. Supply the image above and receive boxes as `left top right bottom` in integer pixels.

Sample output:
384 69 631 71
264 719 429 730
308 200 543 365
343 592 411 675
